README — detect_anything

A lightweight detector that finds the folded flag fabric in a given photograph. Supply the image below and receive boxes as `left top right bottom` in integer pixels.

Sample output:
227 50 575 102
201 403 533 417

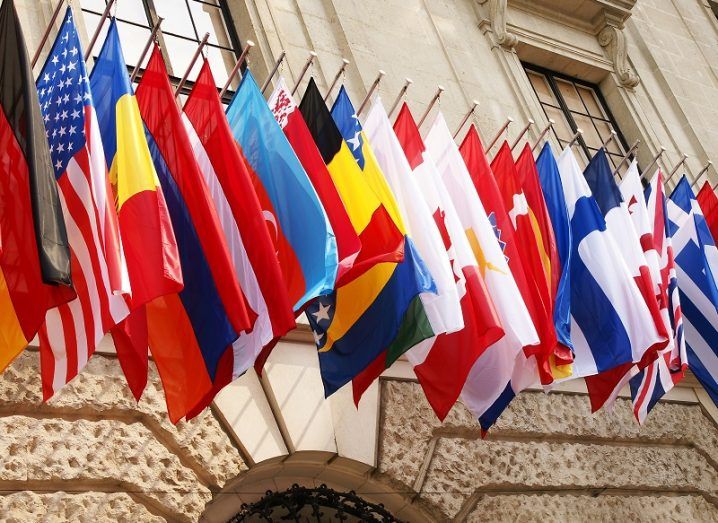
36 9 130 399
668 177 718 408
352 97 461 405
227 71 337 314
268 78 360 285
90 18 183 399
628 169 686 423
425 112 537 430
492 141 558 384
697 181 718 242
136 46 253 422
583 149 666 411
0 0 75 372
299 81 435 398
534 142 573 354
183 60 295 388
553 146 662 379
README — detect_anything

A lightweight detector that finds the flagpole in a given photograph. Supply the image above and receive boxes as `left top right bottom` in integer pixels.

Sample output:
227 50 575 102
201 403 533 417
356 70 386 116
691 161 713 188
260 50 287 95
640 146 666 180
510 118 534 151
612 139 640 176
31 0 66 68
566 128 583 148
418 85 445 127
291 51 317 96
323 58 350 102
84 0 116 61
388 78 412 119
129 16 164 83
174 33 210 98
599 130 617 151
665 153 689 184
453 100 479 139
485 117 514 153
218 40 255 99
531 119 555 152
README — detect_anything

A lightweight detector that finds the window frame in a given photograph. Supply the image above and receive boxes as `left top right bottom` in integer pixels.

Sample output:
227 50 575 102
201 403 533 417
523 62 633 171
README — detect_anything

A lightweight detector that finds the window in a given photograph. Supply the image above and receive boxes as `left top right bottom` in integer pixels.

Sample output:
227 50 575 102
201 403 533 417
524 63 632 173
80 0 242 92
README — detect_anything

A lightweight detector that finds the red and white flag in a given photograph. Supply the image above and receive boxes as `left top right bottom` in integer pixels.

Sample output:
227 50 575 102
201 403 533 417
37 12 129 399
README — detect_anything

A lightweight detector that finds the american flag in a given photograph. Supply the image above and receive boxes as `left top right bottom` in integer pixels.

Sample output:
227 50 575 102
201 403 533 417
36 9 129 399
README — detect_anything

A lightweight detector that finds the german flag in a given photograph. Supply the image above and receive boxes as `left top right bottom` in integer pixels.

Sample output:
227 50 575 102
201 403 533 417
0 0 73 371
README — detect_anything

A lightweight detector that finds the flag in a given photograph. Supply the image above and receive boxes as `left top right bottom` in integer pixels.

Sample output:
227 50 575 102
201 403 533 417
90 18 182 399
226 70 337 313
268 77 360 284
582 149 666 411
424 112 537 429
0 0 74 371
183 60 295 389
517 143 573 378
553 146 662 379
628 170 686 423
299 81 436 399
36 9 130 398
697 181 718 242
667 177 717 407
534 142 573 353
352 97 462 405
492 141 558 384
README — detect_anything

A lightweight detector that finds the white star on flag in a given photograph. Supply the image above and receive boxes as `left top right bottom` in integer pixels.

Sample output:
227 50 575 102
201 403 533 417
312 302 332 322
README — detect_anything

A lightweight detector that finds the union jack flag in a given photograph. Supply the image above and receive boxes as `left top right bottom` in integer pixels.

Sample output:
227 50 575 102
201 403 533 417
36 9 129 399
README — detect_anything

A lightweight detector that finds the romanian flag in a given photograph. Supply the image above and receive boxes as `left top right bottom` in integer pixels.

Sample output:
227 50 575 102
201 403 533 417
0 0 74 370
226 70 337 314
136 47 253 422
90 19 182 399
299 80 435 397
268 78 360 284
183 60 295 392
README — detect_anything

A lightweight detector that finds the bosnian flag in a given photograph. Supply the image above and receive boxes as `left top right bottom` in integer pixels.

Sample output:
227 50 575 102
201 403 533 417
627 170 686 423
554 147 662 380
668 177 718 408
582 149 667 411
424 112 539 432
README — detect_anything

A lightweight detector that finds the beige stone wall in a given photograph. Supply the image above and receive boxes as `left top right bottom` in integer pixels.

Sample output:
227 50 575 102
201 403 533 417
0 351 247 522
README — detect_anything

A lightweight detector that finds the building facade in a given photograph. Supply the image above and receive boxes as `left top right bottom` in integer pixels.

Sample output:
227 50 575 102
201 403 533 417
5 0 718 521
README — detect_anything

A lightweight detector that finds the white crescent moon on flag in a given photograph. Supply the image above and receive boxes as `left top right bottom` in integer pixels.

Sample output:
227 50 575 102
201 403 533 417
262 210 280 255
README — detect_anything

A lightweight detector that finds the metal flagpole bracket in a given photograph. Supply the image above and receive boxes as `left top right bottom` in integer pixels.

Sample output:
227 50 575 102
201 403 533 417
291 51 318 96
486 117 514 153
567 128 584 148
666 153 689 183
531 119 555 152
388 78 412 119
130 16 164 83
640 146 666 181
510 118 535 151
453 100 480 139
219 39 255 99
174 32 210 98
261 50 287 95
32 0 66 68
418 85 445 127
324 58 350 102
357 70 386 117
84 0 117 61
600 130 618 150
612 139 640 176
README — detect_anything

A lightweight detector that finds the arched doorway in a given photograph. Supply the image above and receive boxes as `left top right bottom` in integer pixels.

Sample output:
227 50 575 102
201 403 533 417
228 483 402 522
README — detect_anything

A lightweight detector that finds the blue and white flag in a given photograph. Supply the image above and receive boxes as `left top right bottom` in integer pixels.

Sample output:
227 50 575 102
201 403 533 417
553 147 662 379
668 177 718 407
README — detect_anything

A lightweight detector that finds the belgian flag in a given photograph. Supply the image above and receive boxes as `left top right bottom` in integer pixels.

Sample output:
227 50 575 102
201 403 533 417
0 0 73 370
